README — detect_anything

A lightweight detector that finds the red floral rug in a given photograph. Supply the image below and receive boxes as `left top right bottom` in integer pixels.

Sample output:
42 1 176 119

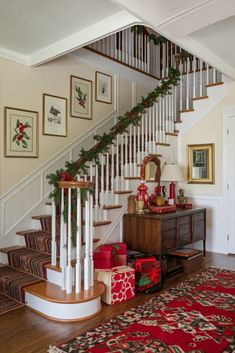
48 268 235 353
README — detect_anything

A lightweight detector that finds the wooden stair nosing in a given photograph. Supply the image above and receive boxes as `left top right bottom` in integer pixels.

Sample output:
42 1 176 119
179 109 195 113
124 177 141 180
32 214 51 220
24 280 105 304
191 95 208 101
155 142 170 146
0 246 24 254
103 205 122 210
16 229 44 236
149 153 162 157
165 132 178 136
114 190 133 195
206 82 224 88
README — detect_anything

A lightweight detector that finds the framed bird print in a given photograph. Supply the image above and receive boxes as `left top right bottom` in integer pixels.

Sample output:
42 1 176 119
5 106 38 158
43 94 67 137
70 75 92 119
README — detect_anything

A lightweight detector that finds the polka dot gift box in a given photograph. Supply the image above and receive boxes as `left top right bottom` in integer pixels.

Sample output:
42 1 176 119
95 266 135 305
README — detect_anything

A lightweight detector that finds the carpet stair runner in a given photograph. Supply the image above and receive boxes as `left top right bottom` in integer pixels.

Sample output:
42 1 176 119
0 213 105 315
0 214 60 313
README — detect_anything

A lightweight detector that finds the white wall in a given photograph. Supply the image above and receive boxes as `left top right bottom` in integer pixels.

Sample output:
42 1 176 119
178 80 235 254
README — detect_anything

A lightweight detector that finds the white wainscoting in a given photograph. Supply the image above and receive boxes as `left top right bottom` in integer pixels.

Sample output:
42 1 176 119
188 194 227 254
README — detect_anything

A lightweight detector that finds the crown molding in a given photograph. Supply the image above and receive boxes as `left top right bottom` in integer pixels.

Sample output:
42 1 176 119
0 46 29 65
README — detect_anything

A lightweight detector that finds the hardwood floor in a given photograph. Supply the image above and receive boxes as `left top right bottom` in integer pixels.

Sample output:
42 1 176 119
0 252 234 353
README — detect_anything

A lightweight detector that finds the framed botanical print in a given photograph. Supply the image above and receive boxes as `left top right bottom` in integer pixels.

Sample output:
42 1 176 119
43 94 67 137
4 107 38 158
70 75 92 119
95 71 112 104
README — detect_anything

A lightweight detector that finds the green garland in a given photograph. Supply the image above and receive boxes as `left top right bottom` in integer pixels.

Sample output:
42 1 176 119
47 68 180 198
131 25 167 46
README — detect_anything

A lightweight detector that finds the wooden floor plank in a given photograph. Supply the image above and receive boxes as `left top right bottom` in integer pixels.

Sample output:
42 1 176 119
0 252 234 353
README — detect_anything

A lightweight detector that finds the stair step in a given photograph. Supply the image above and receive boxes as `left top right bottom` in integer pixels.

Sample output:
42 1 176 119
174 129 179 133
6 247 51 279
206 81 224 87
165 132 178 136
16 229 59 255
0 266 44 303
149 153 162 157
179 109 195 113
0 246 24 254
16 229 42 236
175 120 183 123
103 205 122 210
114 190 133 194
124 177 141 180
155 142 170 146
192 95 209 101
25 280 105 304
32 214 51 220
93 221 112 227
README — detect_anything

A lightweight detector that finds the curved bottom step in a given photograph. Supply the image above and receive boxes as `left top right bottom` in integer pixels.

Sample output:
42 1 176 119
25 280 105 322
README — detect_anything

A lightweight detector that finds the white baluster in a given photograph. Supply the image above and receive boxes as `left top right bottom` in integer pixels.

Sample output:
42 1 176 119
193 56 196 98
145 112 148 153
125 132 128 177
75 188 82 293
116 135 120 190
60 188 66 290
148 107 152 152
166 41 169 77
95 164 99 222
51 194 56 266
133 126 137 175
89 191 94 288
120 135 124 189
105 153 109 205
66 188 72 294
186 57 190 110
180 61 183 110
200 59 203 97
129 125 132 176
141 115 145 160
111 144 115 204
84 197 90 291
213 67 216 83
152 104 156 152
100 154 105 214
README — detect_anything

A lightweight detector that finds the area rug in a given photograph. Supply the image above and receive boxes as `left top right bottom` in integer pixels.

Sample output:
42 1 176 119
0 292 24 314
48 268 235 353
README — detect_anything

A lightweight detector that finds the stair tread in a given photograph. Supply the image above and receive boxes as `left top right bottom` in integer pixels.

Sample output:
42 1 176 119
94 221 112 226
0 246 24 254
103 205 122 210
124 177 141 180
32 214 51 220
155 142 170 146
206 81 223 87
16 229 45 236
0 265 44 303
165 132 178 136
114 190 133 194
25 280 105 304
192 95 209 101
179 109 195 113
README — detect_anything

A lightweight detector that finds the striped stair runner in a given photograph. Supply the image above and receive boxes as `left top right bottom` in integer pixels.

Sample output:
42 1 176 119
22 230 60 255
0 292 24 313
7 247 51 279
0 266 44 303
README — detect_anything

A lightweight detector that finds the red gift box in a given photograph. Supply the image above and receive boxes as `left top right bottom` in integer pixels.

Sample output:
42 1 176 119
93 246 114 269
94 243 127 268
95 266 135 305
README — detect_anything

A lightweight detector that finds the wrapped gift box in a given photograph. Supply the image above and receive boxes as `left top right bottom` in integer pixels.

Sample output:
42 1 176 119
93 245 114 269
95 266 135 305
94 243 127 268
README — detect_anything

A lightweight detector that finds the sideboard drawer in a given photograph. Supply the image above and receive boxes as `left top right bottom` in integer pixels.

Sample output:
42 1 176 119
178 216 190 226
162 219 176 232
192 212 204 223
162 229 177 252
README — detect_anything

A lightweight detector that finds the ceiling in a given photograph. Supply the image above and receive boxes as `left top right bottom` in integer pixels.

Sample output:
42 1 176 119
1 0 235 79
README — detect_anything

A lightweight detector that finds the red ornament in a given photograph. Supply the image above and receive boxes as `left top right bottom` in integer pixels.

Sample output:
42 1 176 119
136 181 149 207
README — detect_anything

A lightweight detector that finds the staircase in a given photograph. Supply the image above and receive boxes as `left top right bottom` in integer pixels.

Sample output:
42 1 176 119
0 25 224 321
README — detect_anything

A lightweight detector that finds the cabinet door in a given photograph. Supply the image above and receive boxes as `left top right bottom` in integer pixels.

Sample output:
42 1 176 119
162 219 177 252
192 212 205 241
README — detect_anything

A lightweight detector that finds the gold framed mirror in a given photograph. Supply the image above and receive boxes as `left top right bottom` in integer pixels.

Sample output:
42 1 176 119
187 143 214 184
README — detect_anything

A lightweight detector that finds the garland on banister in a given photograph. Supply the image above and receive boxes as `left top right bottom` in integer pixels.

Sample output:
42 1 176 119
47 68 180 205
131 25 192 63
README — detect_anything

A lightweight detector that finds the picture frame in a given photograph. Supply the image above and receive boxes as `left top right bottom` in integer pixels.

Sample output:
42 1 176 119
4 107 38 158
43 94 67 137
95 71 112 104
70 75 92 119
188 143 214 184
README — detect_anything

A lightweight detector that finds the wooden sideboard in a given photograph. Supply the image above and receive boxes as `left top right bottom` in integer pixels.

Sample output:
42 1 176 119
123 208 206 260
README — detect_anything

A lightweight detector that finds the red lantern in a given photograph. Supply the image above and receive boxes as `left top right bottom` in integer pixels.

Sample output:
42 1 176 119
136 181 149 207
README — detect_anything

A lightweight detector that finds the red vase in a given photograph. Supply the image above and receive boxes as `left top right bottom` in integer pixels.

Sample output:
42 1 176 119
136 181 149 207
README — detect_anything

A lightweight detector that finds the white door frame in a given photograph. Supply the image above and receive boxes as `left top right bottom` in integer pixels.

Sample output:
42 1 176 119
223 105 235 254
